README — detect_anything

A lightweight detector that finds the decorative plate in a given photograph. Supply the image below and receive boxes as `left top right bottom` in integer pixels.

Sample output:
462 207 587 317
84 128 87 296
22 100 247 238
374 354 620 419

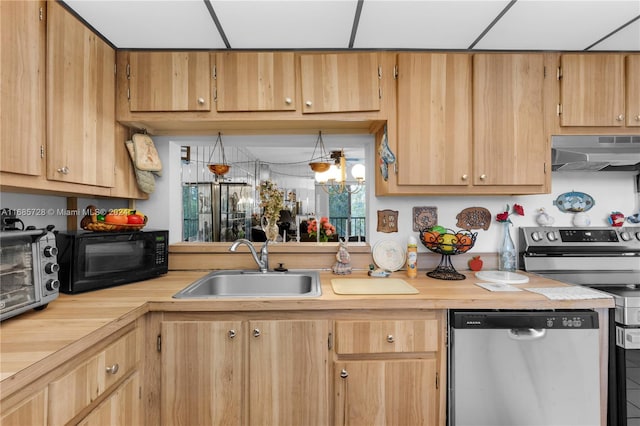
372 239 406 272
553 191 595 213
455 207 491 230
413 207 437 232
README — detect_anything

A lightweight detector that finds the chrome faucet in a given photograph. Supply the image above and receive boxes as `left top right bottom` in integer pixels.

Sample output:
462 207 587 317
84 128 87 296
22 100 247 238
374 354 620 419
229 239 269 273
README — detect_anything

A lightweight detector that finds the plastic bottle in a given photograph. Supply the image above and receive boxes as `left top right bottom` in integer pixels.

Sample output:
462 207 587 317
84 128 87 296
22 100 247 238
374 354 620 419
407 236 418 278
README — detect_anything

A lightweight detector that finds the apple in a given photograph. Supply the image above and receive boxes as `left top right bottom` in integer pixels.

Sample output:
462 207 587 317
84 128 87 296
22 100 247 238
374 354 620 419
469 256 483 271
127 214 145 225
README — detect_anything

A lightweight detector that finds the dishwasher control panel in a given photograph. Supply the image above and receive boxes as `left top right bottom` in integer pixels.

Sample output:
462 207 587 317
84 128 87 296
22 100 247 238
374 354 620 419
451 310 599 329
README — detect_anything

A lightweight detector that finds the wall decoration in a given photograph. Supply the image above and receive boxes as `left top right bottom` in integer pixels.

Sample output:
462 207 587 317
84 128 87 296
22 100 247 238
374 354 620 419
377 124 396 182
413 206 438 231
455 207 491 230
553 191 595 213
377 209 398 233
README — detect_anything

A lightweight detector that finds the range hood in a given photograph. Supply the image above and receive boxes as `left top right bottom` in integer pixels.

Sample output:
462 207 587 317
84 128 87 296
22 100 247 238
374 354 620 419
552 135 640 171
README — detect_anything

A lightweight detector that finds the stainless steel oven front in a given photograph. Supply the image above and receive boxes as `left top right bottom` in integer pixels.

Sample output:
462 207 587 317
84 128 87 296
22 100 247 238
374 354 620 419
519 226 640 426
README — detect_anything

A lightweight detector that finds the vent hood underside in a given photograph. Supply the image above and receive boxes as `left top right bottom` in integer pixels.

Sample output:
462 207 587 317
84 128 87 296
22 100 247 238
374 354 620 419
551 135 640 172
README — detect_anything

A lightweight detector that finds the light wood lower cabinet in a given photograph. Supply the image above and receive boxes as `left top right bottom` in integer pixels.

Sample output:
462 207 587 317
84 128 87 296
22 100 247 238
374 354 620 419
77 371 141 426
48 328 140 425
0 388 47 426
333 315 446 426
160 318 330 426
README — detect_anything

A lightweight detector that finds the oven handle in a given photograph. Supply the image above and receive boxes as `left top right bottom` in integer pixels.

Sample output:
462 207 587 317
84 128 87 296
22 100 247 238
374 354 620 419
508 328 546 341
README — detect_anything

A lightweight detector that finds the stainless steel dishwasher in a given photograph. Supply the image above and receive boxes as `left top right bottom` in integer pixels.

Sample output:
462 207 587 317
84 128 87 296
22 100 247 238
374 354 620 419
448 310 601 426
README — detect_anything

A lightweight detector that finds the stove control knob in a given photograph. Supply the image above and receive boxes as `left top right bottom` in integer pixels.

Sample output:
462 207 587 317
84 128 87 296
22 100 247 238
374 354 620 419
45 263 59 274
46 279 60 291
531 232 543 242
620 231 632 241
546 232 557 241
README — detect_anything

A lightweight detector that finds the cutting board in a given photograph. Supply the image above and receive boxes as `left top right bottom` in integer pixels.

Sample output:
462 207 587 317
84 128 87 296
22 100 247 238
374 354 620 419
331 278 419 295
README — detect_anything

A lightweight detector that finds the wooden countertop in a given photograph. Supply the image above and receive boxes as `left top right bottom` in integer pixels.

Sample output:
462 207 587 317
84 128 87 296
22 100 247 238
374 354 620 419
0 269 613 388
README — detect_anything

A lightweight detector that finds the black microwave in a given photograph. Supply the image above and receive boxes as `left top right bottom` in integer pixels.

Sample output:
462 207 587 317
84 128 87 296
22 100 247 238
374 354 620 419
55 229 168 294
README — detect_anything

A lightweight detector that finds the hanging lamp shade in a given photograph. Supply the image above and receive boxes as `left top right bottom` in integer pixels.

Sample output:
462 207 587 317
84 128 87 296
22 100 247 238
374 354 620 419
207 132 230 176
309 131 331 173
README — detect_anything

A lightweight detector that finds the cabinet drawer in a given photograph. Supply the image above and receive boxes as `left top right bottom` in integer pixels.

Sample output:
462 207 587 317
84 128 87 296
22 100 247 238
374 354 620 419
335 320 439 354
48 329 139 425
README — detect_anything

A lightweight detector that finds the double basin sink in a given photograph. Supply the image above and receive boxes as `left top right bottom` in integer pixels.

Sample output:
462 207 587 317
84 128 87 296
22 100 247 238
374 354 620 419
173 270 322 299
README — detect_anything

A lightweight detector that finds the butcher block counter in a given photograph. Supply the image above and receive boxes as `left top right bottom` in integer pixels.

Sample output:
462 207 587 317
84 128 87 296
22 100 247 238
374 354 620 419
1 270 612 380
0 269 613 425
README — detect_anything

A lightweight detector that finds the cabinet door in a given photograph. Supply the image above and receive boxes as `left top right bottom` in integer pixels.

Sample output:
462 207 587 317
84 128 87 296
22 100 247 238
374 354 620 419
560 54 625 126
627 54 640 127
77 372 141 426
129 52 211 112
335 360 438 426
473 54 546 186
300 53 380 113
216 52 295 111
396 53 471 186
161 321 243 426
0 0 45 176
46 1 115 187
249 320 330 426
0 388 47 426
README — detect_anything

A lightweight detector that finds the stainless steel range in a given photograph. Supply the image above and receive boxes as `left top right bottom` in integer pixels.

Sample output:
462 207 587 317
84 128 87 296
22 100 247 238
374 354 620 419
519 226 640 426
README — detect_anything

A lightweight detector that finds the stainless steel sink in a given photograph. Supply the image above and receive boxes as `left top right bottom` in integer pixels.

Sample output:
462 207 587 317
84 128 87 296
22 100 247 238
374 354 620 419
173 270 322 298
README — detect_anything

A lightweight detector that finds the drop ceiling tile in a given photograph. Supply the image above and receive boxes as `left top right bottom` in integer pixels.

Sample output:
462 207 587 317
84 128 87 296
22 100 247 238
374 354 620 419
210 0 358 49
590 18 640 51
474 0 640 51
354 0 511 49
64 0 226 49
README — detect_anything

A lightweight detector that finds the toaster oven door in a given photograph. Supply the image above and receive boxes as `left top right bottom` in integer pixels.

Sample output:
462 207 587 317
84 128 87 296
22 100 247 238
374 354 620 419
0 234 39 318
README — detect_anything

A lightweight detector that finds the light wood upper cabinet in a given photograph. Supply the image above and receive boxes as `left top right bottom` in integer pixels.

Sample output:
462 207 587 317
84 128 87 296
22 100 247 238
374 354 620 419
396 53 472 186
560 54 626 127
627 54 640 127
215 52 295 112
128 51 211 112
0 1 45 176
300 52 381 113
161 321 244 426
46 1 115 187
473 54 547 186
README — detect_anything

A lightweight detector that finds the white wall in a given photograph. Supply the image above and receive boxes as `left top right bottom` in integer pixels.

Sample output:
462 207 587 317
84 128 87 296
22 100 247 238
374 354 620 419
2 135 638 254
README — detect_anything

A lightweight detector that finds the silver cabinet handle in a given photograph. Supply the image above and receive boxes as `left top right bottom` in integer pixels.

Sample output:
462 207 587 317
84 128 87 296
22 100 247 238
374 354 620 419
197 97 205 105
253 328 261 338
340 369 348 378
228 329 236 339
305 100 312 107
105 364 119 374
616 114 624 121
635 115 640 121
461 174 468 181
386 334 395 343
57 166 69 174
479 174 487 180
285 97 292 105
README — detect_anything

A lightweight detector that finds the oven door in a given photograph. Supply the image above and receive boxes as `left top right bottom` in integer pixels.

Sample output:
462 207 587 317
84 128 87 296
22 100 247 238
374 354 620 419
615 326 640 425
0 232 42 319
61 231 165 293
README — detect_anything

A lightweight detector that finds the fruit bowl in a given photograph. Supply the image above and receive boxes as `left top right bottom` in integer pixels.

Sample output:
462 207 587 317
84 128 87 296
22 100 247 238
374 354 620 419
419 227 477 280
80 205 147 232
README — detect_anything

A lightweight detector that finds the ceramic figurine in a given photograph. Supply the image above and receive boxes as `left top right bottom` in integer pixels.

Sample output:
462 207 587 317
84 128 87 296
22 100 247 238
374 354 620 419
332 242 352 275
535 208 555 226
608 211 625 227
573 211 591 227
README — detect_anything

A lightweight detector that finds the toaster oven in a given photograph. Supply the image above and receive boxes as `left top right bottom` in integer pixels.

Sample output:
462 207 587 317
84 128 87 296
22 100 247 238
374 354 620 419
0 228 60 321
